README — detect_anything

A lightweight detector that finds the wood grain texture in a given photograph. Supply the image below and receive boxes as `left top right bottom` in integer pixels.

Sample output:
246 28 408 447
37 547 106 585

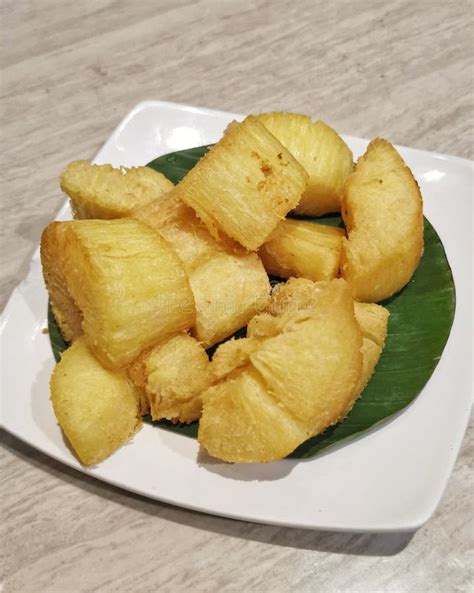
1 0 473 592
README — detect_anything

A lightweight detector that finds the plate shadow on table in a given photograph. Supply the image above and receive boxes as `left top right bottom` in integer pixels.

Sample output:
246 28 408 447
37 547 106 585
196 448 297 481
1 430 415 557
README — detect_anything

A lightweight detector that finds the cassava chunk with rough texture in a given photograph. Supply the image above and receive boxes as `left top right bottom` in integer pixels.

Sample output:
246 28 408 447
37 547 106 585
41 218 195 369
264 278 389 414
341 139 424 302
262 276 331 318
133 193 220 270
133 193 270 347
200 366 309 463
256 112 353 215
60 160 173 219
190 251 269 347
173 116 308 250
128 333 212 423
352 302 389 401
199 279 363 463
259 218 344 281
41 223 83 343
50 337 141 466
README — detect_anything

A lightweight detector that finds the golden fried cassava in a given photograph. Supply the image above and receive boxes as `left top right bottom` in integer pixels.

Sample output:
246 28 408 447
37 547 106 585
128 333 212 423
262 276 335 318
60 161 173 219
259 219 344 281
133 193 270 347
41 223 83 342
172 116 308 250
43 110 422 468
341 139 423 302
190 252 270 347
50 337 141 466
352 302 389 400
264 278 389 413
62 163 271 347
132 193 220 269
41 218 195 369
200 366 310 463
199 279 363 463
256 112 353 215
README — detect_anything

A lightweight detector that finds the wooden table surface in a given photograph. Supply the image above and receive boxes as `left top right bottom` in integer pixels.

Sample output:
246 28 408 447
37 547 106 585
1 1 473 592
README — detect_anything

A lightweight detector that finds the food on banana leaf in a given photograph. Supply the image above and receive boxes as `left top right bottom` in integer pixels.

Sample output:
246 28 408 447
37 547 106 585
199 279 363 463
133 193 270 347
341 138 423 302
60 160 173 219
41 218 195 369
259 218 344 281
128 333 212 423
173 115 309 250
50 337 141 466
42 110 423 468
257 112 353 215
352 301 390 401
264 277 389 408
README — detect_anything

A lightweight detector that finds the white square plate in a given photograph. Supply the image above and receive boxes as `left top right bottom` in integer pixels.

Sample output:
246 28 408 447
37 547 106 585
1 101 472 532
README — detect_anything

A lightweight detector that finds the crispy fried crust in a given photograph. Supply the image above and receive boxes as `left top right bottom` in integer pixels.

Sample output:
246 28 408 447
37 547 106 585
259 219 344 281
348 301 389 413
60 160 173 219
128 334 212 423
198 279 363 463
173 116 308 250
50 337 141 466
58 159 272 347
189 251 270 347
265 278 389 415
45 123 409 469
133 193 271 347
341 139 424 302
127 353 152 417
41 218 195 369
41 223 83 342
257 113 353 215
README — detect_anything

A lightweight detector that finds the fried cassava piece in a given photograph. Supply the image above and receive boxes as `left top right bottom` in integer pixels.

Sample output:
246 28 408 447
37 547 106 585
41 218 195 369
59 162 271 347
256 112 353 216
198 279 364 463
128 333 212 423
132 193 270 347
341 139 424 302
50 337 141 466
353 301 389 400
200 278 389 463
257 277 389 405
172 115 309 250
259 218 344 281
41 222 83 343
60 161 173 219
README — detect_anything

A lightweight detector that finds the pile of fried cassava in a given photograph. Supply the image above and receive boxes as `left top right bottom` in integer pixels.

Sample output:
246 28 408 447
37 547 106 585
41 113 423 466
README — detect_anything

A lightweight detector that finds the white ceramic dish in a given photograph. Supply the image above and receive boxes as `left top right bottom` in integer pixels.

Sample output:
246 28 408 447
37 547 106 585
1 101 472 532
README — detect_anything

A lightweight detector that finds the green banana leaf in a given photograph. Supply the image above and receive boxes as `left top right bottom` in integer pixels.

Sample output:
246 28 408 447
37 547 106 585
49 146 456 458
